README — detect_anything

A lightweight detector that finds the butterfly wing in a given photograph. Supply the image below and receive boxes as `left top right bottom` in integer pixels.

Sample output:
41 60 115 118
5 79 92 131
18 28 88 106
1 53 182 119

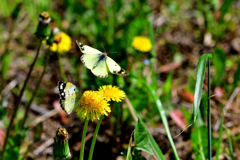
76 40 101 54
81 54 102 69
58 81 81 114
91 57 109 78
106 57 129 76
76 40 128 78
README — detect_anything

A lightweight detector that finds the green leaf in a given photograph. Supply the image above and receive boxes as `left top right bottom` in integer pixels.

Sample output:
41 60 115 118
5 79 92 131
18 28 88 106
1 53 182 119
233 62 240 87
127 136 133 160
161 71 173 103
180 106 192 125
2 50 11 79
148 21 156 57
125 96 165 160
213 47 226 86
193 54 210 122
219 0 234 22
132 149 147 160
134 119 153 155
199 93 208 122
6 146 19 160
191 126 207 160
0 106 7 120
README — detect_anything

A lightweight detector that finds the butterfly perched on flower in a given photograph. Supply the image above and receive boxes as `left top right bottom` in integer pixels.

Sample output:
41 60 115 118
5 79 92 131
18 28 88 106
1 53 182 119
58 81 81 114
76 40 128 78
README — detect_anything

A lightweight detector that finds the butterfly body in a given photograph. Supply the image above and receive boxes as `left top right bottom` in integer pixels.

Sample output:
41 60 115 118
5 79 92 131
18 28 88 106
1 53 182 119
76 40 128 78
58 81 81 114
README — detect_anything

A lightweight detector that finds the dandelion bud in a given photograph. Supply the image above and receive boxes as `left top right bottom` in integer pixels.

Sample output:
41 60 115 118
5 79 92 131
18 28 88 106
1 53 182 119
35 11 51 39
53 127 71 159
39 12 51 24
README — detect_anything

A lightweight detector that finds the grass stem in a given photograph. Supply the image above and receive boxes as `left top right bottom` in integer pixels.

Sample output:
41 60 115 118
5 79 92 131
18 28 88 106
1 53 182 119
20 48 51 129
1 40 42 159
207 59 212 160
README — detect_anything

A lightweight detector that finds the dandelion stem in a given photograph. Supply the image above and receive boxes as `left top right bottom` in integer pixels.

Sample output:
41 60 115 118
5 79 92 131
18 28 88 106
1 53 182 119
1 40 42 159
80 119 89 160
124 96 137 122
57 48 67 82
207 58 212 160
88 115 103 160
21 48 51 129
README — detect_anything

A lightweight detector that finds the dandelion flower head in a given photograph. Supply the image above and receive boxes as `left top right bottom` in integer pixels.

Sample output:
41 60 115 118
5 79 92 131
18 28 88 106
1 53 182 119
132 36 152 52
98 85 126 102
50 32 71 53
75 91 111 121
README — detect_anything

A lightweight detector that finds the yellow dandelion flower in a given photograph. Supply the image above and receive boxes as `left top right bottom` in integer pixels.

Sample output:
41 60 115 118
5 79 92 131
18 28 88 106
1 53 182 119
50 32 72 53
98 85 126 102
132 36 152 52
75 91 111 121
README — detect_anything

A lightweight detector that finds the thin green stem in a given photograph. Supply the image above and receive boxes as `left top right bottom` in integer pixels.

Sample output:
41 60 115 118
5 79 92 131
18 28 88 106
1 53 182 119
207 59 212 160
88 115 103 160
1 40 42 159
21 48 51 129
215 108 224 160
225 127 235 160
79 119 89 160
57 49 67 82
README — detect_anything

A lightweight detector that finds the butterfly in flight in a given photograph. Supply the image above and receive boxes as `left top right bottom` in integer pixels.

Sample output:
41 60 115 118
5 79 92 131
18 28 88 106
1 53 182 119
58 81 81 114
76 40 128 78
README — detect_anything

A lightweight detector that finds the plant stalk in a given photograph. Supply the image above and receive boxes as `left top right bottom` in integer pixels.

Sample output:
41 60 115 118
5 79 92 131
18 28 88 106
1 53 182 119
88 115 103 160
21 48 51 129
57 49 67 82
207 59 212 160
1 40 42 159
80 119 89 160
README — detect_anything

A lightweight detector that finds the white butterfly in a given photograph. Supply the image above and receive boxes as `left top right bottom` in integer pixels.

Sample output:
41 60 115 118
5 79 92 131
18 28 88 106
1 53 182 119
76 40 129 78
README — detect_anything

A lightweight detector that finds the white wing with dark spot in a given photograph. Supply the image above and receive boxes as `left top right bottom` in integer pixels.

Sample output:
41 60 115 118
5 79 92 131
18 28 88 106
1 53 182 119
106 57 128 76
76 40 101 54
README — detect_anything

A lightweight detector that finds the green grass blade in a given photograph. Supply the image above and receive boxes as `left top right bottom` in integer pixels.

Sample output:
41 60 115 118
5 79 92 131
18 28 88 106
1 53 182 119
193 54 211 122
215 108 224 160
148 135 165 160
212 47 226 86
126 136 133 160
196 127 206 160
225 127 235 160
148 21 156 58
131 76 179 160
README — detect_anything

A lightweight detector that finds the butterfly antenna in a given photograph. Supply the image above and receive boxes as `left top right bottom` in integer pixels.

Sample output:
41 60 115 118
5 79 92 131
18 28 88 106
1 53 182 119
102 45 117 54
102 45 107 53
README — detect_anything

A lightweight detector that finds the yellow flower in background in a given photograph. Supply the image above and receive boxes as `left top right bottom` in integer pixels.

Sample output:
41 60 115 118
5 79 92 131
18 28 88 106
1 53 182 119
75 91 111 121
132 36 152 52
50 32 71 53
98 85 126 102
